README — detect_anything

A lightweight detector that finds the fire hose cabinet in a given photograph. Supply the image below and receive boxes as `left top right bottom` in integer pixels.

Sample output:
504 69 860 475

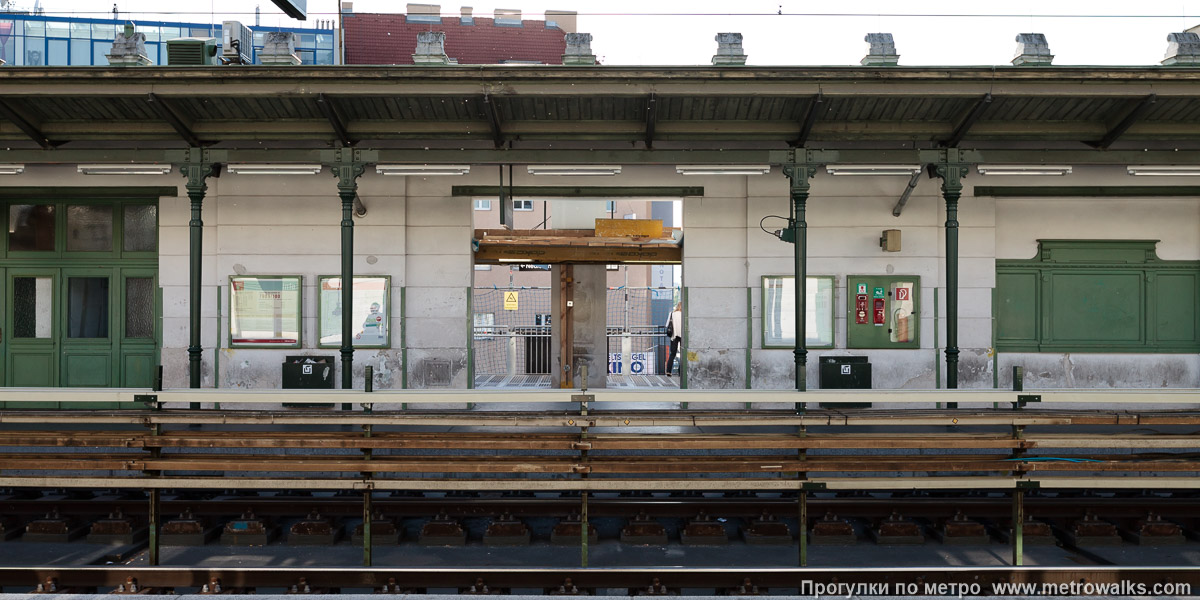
818 356 872 407
846 276 920 349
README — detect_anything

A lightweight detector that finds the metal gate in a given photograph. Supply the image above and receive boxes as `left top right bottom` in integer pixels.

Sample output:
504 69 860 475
472 287 552 387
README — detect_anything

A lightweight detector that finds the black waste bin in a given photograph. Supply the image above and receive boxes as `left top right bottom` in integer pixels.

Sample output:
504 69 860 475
818 356 871 408
282 355 334 407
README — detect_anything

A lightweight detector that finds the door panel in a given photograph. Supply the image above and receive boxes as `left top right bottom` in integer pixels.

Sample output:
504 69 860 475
6 270 58 406
119 269 158 388
60 268 117 406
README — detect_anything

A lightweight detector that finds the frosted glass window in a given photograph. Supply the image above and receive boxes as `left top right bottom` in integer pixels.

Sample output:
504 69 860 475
45 21 69 38
762 275 834 348
66 205 113 252
93 41 110 66
70 22 90 38
71 39 89 64
125 278 154 338
24 20 44 36
67 277 109 338
24 36 43 65
123 205 157 252
9 204 56 252
92 23 115 38
13 276 53 339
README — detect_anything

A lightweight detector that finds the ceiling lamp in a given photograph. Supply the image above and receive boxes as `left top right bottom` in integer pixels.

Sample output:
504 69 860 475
226 164 323 175
977 165 1072 176
527 165 621 176
78 164 172 175
676 165 771 176
376 164 470 176
0 164 25 175
1127 166 1200 176
825 164 922 176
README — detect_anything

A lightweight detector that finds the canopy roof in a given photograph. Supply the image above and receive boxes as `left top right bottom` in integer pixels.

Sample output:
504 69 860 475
1 65 1198 151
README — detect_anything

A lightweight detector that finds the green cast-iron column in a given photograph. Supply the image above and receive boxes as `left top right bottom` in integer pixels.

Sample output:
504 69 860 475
181 152 218 391
782 158 816 407
935 158 968 397
332 155 365 390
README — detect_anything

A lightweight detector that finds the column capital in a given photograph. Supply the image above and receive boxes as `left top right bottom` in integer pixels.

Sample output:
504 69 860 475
331 159 366 195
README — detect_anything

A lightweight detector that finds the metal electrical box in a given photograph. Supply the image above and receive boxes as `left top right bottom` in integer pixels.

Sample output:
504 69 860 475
818 356 871 408
282 356 334 389
846 276 920 349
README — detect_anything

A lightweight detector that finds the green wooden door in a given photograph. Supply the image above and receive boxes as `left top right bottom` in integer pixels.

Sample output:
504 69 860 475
118 268 158 389
61 266 116 388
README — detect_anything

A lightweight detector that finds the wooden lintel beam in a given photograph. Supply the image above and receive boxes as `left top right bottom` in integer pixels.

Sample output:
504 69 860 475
1091 93 1157 150
644 93 657 149
0 98 55 149
790 92 824 147
941 93 992 148
482 95 504 149
475 244 681 264
145 93 202 147
316 93 353 147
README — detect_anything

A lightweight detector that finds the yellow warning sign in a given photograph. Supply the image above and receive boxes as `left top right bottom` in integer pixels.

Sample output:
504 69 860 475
503 291 519 311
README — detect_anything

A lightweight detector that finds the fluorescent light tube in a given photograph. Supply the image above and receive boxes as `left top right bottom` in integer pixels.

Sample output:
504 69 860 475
226 164 323 175
977 165 1071 176
376 164 470 176
78 164 172 175
0 164 24 175
527 165 621 176
1127 166 1200 176
825 165 921 176
676 165 770 176
497 258 534 263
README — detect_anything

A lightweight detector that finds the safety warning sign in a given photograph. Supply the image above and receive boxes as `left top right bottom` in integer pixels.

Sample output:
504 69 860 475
503 291 519 310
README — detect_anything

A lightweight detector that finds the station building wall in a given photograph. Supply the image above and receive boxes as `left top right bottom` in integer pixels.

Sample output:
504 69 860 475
8 164 1195 391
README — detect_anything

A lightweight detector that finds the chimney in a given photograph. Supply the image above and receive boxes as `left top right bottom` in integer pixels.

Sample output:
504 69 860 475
259 31 301 66
1012 33 1052 66
406 4 441 19
494 8 521 25
712 32 746 65
106 22 152 66
412 30 451 64
545 9 577 33
1162 32 1200 65
562 32 596 65
861 33 899 66
460 6 474 25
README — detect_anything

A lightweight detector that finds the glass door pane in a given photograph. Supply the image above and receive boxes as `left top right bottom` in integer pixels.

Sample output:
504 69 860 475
13 276 52 339
67 277 110 338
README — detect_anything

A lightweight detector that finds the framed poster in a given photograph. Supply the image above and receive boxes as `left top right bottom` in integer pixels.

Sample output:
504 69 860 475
229 275 302 348
761 275 835 349
318 275 391 348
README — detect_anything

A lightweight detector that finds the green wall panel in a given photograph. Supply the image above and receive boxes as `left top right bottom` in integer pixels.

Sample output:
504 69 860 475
996 271 1038 343
1048 272 1142 342
996 240 1200 353
1156 273 1198 343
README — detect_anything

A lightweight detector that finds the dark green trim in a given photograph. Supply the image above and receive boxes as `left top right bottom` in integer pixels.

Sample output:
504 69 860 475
680 287 687 391
745 287 752 390
0 186 178 199
974 186 1200 198
400 287 408 390
452 186 704 198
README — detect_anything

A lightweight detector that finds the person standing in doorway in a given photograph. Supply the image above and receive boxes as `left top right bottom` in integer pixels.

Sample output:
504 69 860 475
665 302 682 376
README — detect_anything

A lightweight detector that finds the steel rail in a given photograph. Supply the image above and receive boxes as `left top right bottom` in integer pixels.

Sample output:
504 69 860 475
0 565 1198 590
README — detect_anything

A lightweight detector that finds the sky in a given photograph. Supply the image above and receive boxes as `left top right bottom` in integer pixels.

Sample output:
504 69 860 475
20 0 1200 66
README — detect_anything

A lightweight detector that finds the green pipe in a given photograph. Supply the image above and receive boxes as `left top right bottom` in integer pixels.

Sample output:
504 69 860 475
339 189 355 391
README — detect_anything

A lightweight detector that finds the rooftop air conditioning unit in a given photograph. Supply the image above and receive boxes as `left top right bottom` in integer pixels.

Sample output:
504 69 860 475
166 37 219 66
222 20 253 64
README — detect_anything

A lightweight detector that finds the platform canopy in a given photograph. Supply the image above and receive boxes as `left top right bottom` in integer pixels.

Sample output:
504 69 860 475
0 66 1198 158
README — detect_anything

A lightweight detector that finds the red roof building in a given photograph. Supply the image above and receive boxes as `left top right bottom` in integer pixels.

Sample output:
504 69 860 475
343 5 571 65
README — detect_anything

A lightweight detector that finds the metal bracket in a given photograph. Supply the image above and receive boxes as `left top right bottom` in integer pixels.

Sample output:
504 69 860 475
570 395 595 404
801 481 827 491
1013 394 1041 409
1016 480 1040 490
134 394 158 404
